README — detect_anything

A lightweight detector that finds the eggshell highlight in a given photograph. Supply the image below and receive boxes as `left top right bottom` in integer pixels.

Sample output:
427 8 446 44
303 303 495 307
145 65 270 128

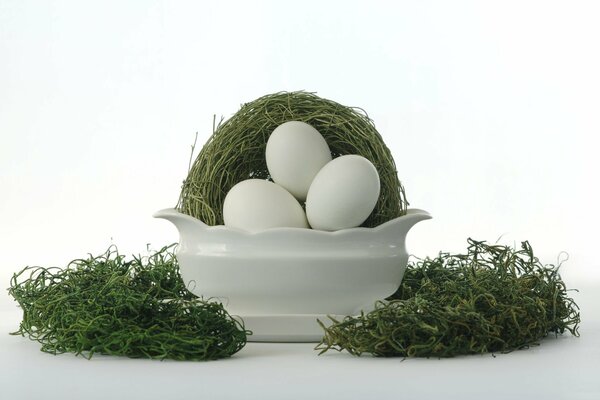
223 179 309 232
266 121 332 201
306 155 380 231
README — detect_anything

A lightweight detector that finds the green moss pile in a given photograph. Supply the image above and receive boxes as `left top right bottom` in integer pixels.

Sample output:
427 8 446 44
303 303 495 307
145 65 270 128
177 91 407 227
8 245 248 361
316 239 580 357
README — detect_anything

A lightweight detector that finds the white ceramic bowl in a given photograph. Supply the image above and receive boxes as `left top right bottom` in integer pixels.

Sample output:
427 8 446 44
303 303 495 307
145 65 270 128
154 208 430 341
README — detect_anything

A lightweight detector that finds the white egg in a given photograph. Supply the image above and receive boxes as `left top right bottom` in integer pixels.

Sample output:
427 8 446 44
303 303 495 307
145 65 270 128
223 179 309 232
265 121 332 201
306 155 380 231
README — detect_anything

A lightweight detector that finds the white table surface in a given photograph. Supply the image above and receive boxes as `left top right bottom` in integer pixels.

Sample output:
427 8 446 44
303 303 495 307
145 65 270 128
1 285 598 400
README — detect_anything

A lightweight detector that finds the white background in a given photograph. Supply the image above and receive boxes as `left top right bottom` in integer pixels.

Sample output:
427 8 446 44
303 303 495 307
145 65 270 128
1 1 599 399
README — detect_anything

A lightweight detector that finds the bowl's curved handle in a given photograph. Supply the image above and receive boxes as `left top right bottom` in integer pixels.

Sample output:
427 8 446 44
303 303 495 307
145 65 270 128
153 208 208 243
376 208 432 243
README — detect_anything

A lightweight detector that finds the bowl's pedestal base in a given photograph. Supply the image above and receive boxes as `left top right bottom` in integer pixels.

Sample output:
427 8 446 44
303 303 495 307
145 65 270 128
234 314 345 342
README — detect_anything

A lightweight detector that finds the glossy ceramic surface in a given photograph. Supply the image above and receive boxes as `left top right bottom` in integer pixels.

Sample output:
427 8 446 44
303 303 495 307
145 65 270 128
154 207 431 341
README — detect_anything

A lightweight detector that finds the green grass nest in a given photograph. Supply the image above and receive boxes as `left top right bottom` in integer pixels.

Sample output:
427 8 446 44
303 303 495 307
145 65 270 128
177 91 408 227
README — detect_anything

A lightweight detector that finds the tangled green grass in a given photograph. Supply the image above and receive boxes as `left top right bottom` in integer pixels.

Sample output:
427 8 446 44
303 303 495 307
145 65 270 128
8 239 581 360
316 239 580 357
8 245 248 361
177 91 407 227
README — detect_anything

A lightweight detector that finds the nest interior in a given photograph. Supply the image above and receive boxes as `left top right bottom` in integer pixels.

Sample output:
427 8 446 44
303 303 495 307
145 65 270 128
177 91 407 227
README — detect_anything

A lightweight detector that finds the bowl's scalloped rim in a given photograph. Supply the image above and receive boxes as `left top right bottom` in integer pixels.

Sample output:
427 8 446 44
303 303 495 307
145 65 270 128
153 207 431 240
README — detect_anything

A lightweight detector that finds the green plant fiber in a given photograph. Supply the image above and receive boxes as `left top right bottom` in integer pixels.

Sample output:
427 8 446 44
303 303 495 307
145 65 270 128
177 91 408 227
316 239 581 357
8 245 248 361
